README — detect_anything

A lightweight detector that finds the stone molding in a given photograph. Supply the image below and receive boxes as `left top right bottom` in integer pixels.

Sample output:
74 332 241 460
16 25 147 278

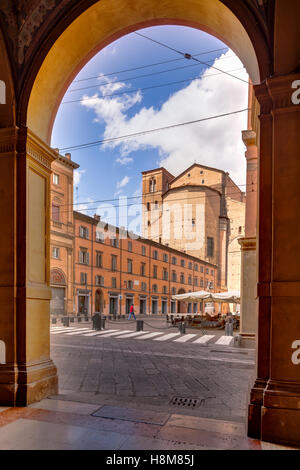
238 237 256 251
26 128 57 170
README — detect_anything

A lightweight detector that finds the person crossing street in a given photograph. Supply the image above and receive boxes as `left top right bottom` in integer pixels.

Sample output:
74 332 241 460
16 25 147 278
128 304 136 320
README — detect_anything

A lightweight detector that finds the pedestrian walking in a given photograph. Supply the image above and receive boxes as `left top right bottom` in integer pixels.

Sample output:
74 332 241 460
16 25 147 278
128 304 136 320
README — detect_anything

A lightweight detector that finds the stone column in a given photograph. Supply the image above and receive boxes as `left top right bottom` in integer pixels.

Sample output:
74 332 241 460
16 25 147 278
0 127 58 405
248 74 300 446
238 130 258 348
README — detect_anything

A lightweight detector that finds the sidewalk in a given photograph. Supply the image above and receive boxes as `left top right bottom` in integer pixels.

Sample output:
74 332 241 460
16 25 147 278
0 398 294 450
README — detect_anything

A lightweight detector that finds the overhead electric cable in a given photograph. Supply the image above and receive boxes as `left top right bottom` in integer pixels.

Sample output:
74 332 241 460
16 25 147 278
72 46 229 83
134 31 249 84
59 108 250 152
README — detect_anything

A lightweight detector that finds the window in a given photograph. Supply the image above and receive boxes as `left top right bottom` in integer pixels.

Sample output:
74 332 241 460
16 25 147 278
127 259 133 274
95 275 104 286
79 226 89 239
239 226 242 234
192 219 195 227
163 253 168 263
153 250 158 260
206 268 209 274
111 237 119 248
194 264 198 271
149 178 156 193
171 287 177 295
127 280 133 290
152 284 158 293
163 285 167 294
211 269 214 276
80 272 87 285
142 246 146 256
207 237 214 257
180 273 185 284
141 282 147 292
202 179 205 184
128 241 132 252
153 265 157 279
172 271 177 282
163 269 168 281
200 170 203 174
180 259 185 267
96 252 102 268
140 263 146 276
53 173 59 185
154 201 158 209
200 278 204 287
188 275 192 285
172 257 177 265
52 247 60 259
147 202 150 211
112 277 117 288
52 203 60 222
147 220 151 226
79 250 89 265
96 230 104 243
188 261 193 270
200 266 204 273
194 277 198 286
111 255 117 271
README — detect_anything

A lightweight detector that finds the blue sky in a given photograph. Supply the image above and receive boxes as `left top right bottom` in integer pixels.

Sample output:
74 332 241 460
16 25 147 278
51 25 248 231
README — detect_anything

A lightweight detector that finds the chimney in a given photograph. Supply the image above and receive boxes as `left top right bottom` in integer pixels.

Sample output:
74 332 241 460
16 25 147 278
94 214 101 222
65 152 71 160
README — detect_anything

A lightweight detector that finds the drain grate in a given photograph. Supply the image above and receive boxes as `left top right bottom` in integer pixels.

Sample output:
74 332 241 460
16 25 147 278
169 397 202 408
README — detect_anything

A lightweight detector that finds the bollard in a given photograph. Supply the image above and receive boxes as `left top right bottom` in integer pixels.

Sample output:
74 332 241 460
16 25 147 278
51 317 57 324
178 321 186 335
92 313 101 331
108 314 112 320
78 316 82 323
113 314 117 321
63 316 70 327
136 320 144 332
70 317 75 323
225 317 234 336
101 317 106 330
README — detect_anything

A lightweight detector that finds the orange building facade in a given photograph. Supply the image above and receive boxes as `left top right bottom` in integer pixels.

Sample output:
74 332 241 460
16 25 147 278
50 153 217 316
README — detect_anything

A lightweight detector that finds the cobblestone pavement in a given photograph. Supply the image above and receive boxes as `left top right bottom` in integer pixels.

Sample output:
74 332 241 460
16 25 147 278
51 319 255 424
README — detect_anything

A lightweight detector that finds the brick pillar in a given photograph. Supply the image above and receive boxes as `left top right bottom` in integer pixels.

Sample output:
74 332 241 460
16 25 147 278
248 74 300 446
0 127 58 405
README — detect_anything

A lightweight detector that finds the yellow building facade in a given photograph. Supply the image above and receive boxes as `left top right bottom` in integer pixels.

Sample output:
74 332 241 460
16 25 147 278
142 164 245 291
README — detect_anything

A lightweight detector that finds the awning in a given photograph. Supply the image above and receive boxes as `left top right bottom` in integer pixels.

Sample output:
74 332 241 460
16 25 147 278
172 290 240 303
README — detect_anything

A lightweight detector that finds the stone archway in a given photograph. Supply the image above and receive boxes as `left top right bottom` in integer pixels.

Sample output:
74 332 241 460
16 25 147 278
0 0 299 446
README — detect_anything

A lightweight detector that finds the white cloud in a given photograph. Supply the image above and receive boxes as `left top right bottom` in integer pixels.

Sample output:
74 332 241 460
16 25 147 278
81 51 249 184
75 197 95 216
116 156 134 165
117 175 130 189
73 169 86 186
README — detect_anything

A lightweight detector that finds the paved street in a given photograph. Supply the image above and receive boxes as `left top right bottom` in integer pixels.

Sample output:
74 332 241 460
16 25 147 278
51 318 255 424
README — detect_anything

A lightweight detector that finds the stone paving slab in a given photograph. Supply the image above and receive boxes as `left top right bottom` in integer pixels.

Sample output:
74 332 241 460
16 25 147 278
93 405 170 426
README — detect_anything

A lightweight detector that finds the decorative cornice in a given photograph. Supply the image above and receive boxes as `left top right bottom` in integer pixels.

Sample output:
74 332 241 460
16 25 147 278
0 127 18 154
26 128 57 170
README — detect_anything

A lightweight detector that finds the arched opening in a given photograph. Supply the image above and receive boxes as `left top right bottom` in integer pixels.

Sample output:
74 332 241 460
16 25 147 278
95 288 104 313
177 288 187 313
24 0 267 143
3 0 300 449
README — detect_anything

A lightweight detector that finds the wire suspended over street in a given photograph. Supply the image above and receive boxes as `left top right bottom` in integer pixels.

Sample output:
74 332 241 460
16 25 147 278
59 108 250 152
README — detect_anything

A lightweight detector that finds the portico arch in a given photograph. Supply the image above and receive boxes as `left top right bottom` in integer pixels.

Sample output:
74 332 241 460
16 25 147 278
23 0 268 143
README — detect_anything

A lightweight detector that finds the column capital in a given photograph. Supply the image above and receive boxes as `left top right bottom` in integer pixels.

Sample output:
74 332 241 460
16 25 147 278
242 129 257 147
254 72 300 114
238 237 256 251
